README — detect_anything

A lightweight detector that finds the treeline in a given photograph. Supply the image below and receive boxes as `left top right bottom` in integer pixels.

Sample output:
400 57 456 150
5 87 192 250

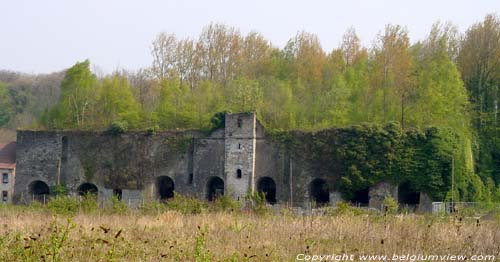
0 14 498 201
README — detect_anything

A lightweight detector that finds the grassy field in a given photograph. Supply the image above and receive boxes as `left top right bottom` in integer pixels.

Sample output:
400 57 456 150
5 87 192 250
1 198 500 261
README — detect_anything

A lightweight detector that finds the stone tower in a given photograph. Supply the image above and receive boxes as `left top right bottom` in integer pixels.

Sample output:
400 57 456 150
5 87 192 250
224 112 257 200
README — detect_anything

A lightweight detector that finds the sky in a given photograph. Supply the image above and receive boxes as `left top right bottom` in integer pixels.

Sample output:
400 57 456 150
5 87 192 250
0 0 498 74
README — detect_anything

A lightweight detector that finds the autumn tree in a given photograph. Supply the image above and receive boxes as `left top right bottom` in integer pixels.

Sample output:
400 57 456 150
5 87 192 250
371 25 413 126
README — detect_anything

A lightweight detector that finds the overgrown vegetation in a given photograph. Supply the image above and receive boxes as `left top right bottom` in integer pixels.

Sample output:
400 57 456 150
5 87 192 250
0 14 498 202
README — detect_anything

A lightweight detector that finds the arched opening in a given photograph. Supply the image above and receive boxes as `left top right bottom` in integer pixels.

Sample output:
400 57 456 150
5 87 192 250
206 176 224 201
351 187 370 207
257 177 277 204
398 182 420 207
29 180 50 202
156 176 175 200
310 178 329 206
236 169 242 179
77 183 98 196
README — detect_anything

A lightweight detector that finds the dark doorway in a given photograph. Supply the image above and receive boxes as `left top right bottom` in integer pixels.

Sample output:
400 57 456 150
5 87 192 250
351 187 370 206
206 176 224 201
310 178 329 205
257 177 277 204
156 176 175 200
77 183 98 196
398 182 420 206
113 189 122 200
29 180 50 202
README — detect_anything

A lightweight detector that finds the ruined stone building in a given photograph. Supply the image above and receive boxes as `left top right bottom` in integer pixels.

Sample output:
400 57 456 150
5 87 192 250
0 142 16 204
13 112 432 210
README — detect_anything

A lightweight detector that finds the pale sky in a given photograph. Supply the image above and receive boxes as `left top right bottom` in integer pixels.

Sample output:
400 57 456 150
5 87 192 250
0 0 498 74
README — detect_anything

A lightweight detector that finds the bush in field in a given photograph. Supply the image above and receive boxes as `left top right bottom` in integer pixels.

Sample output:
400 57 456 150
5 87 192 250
245 192 271 216
167 193 207 214
383 196 398 215
46 196 79 215
210 194 241 213
80 193 99 213
324 201 364 216
107 195 128 214
140 200 168 215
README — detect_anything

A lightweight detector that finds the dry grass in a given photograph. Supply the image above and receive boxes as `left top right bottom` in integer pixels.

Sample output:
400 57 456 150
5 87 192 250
1 207 500 261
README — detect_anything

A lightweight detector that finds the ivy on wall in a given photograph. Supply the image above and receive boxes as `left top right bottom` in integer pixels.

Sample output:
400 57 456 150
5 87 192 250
272 123 483 202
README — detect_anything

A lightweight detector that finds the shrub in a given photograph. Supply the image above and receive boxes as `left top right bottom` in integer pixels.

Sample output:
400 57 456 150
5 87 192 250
107 195 128 214
51 185 68 196
324 201 364 216
210 194 241 213
383 196 398 215
80 193 99 213
108 121 128 135
167 193 207 214
140 200 168 215
46 196 79 215
245 192 271 216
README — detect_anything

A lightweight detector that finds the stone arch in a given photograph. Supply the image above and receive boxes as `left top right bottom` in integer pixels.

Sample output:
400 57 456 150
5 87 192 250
351 187 370 206
310 178 329 205
257 177 277 204
77 183 98 196
398 182 420 206
206 176 224 201
156 176 175 200
29 180 50 202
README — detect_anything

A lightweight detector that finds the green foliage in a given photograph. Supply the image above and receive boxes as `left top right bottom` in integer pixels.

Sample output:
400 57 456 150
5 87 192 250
383 196 398 215
139 200 168 215
324 201 365 216
210 193 242 213
194 225 212 262
209 111 227 132
80 193 99 213
45 60 98 128
108 121 128 135
108 195 128 214
167 193 207 214
22 18 498 201
245 192 271 216
51 184 68 196
46 218 76 262
0 82 14 127
46 196 79 215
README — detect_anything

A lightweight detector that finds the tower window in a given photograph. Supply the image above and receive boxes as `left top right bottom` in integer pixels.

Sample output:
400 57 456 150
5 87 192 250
2 173 8 184
188 173 194 185
238 143 241 149
236 169 242 179
237 118 242 128
2 191 7 202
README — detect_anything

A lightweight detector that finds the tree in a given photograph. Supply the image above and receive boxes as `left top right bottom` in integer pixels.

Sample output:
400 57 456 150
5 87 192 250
371 24 413 127
458 14 500 184
98 74 142 128
151 33 178 80
57 60 98 128
0 82 13 127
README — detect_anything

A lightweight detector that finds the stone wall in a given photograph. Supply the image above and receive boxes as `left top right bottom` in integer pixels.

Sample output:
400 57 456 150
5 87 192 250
13 113 436 211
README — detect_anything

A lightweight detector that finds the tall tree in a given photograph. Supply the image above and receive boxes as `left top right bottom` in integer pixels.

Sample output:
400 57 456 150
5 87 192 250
371 25 413 126
458 14 500 183
98 74 142 128
56 60 98 128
